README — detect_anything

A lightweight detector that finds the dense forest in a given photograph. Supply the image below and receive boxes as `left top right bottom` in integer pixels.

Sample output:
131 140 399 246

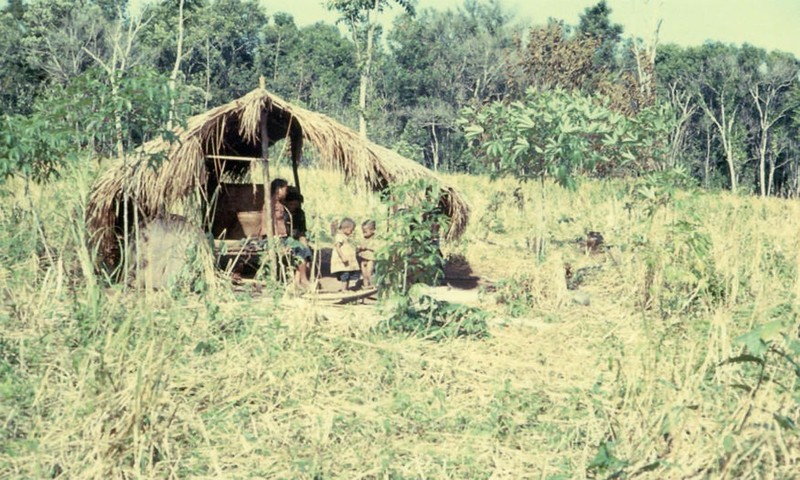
1 0 799 196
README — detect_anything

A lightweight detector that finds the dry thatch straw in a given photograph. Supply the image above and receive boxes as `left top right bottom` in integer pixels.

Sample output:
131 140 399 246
86 87 470 268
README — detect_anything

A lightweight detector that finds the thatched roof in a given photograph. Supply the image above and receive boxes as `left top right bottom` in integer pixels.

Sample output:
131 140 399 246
86 87 470 266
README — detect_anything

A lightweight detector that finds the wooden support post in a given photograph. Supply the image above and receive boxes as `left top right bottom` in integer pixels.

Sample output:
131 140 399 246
261 103 277 278
291 130 302 194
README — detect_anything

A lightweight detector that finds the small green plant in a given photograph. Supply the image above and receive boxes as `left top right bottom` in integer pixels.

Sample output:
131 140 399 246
626 166 697 218
587 440 628 477
492 275 537 317
377 285 489 341
714 306 800 475
723 305 800 414
640 216 725 316
476 190 507 239
374 178 448 293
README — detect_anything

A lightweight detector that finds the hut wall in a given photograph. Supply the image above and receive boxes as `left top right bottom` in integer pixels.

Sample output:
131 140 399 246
210 183 265 239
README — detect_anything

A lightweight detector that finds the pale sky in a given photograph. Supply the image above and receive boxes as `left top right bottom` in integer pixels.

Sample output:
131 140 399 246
252 0 800 57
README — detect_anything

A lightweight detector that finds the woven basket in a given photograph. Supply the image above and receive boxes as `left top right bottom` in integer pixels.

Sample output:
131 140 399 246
236 211 264 237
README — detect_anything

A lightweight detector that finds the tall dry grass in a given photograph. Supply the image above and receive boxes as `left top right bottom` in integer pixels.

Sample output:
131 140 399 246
1 164 798 478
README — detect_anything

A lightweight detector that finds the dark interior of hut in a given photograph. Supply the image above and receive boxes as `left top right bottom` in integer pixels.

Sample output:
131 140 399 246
198 109 306 276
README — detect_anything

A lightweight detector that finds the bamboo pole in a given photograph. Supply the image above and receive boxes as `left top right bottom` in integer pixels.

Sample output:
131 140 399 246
291 131 302 194
260 77 277 278
205 154 262 162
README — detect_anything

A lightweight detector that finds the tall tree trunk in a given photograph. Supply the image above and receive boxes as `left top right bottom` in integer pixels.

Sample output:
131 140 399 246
667 82 697 168
751 84 770 197
700 94 737 193
273 33 282 82
82 10 146 287
358 66 369 138
749 79 795 197
205 38 211 109
704 125 711 189
724 137 737 193
631 17 661 101
768 153 776 196
794 152 800 198
430 123 439 171
757 129 768 197
358 0 380 139
168 0 185 129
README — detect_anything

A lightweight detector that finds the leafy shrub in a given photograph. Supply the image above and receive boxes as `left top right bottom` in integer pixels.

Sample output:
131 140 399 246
626 166 698 218
0 66 190 187
0 113 75 184
640 217 726 316
460 87 675 187
374 178 448 293
475 190 508 239
377 285 489 341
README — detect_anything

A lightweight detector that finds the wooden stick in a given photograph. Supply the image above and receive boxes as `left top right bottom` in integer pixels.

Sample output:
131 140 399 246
291 131 302 194
260 102 278 278
205 154 261 162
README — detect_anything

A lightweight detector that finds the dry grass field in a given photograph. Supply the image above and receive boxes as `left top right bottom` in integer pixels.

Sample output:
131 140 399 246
1 164 799 478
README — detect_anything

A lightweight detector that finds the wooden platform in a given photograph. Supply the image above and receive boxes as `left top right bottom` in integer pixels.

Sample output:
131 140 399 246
218 242 487 303
302 286 378 304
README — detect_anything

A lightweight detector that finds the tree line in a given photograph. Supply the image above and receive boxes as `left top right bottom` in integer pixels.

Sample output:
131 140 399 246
1 0 799 196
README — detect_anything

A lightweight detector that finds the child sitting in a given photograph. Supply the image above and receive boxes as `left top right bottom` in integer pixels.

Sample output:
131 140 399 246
330 217 360 291
269 178 309 290
357 219 377 288
283 186 313 280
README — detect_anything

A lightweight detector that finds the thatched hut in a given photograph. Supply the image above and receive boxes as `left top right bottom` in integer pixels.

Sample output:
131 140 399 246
86 86 470 269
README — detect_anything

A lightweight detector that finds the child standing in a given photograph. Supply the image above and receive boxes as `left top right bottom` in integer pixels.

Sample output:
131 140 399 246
330 217 360 291
358 219 377 288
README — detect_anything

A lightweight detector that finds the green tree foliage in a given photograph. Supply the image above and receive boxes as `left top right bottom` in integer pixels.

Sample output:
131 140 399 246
382 0 514 170
460 88 675 186
187 0 266 102
2 0 799 197
138 0 207 74
257 12 300 87
20 0 113 85
656 42 800 194
577 0 623 68
744 50 799 196
140 0 267 107
0 114 75 183
0 2 46 115
327 0 414 138
260 21 358 116
42 67 189 156
0 67 188 185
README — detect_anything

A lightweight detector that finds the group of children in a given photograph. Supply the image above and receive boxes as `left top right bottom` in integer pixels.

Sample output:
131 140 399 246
270 177 377 292
330 217 377 291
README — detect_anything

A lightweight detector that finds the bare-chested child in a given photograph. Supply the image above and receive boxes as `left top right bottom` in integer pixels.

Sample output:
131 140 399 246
283 186 313 282
330 218 360 291
269 178 310 290
357 219 377 288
